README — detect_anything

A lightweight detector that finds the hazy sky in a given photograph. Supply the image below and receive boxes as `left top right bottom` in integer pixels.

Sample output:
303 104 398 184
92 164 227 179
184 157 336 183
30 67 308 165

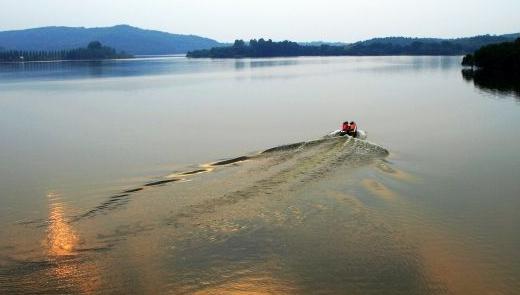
1 0 518 42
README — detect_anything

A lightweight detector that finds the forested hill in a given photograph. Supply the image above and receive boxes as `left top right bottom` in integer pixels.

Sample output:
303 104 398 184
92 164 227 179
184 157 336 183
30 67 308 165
188 34 520 58
0 25 221 55
351 34 520 54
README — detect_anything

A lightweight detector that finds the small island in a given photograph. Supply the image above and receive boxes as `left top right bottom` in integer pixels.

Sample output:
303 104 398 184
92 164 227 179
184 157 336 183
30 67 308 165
462 38 520 71
0 41 133 62
187 39 347 58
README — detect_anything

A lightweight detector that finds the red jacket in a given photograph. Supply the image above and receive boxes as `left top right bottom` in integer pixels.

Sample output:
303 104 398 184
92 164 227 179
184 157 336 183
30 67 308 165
342 123 350 132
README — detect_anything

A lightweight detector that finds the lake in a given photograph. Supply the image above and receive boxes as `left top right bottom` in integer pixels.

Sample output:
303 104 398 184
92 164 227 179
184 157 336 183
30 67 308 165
1 56 519 294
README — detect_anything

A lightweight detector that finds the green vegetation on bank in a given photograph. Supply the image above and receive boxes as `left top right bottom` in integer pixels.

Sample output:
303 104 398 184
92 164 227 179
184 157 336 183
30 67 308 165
0 41 132 62
187 35 520 58
462 38 520 71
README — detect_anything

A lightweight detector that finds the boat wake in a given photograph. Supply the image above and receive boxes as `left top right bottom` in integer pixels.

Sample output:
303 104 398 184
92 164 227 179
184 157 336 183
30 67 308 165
2 136 395 294
69 135 388 222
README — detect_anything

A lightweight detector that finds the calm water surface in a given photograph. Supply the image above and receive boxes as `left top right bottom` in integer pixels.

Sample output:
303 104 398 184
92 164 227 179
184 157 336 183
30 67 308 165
0 56 519 294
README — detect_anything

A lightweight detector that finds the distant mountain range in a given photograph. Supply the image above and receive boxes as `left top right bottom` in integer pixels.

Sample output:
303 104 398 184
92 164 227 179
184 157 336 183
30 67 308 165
0 25 518 56
0 25 221 55
338 34 520 56
302 34 519 49
352 34 520 49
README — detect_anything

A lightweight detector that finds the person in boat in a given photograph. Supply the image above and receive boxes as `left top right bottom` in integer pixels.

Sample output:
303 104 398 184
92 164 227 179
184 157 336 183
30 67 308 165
342 121 350 131
338 121 358 137
340 121 351 136
349 121 358 137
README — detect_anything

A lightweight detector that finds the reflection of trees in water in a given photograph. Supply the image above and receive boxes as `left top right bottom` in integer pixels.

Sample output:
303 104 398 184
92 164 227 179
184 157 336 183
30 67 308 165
0 60 106 78
462 69 520 99
234 59 299 70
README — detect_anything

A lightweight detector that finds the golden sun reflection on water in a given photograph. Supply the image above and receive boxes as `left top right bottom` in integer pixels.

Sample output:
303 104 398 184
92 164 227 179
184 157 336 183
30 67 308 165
46 192 79 256
44 192 102 294
190 274 299 295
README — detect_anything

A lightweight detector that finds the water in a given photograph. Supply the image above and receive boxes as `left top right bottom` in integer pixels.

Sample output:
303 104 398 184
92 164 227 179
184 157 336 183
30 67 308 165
0 56 519 294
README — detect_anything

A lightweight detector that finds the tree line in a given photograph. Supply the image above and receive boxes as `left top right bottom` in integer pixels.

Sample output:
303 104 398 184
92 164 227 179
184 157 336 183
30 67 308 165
0 41 132 62
187 39 351 58
187 37 513 58
462 38 520 71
